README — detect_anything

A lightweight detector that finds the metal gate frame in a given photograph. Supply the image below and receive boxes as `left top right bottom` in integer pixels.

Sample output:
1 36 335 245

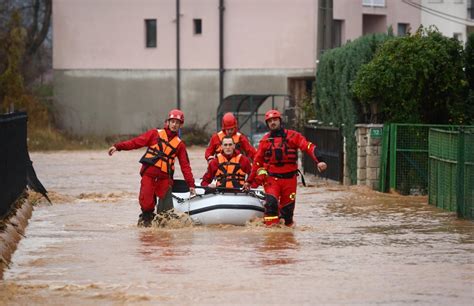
303 125 343 183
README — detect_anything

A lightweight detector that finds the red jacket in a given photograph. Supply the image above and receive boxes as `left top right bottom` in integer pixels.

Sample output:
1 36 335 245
248 128 320 184
201 151 252 187
205 130 256 161
114 128 195 188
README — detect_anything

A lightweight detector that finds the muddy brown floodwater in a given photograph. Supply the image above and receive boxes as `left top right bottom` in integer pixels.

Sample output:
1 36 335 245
1 147 473 305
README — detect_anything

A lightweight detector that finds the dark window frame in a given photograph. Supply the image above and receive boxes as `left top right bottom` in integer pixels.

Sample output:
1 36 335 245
193 18 202 35
397 23 408 36
145 19 157 48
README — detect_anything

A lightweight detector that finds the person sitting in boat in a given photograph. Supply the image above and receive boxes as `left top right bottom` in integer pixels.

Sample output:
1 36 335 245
201 135 252 189
243 109 327 227
108 109 196 227
205 112 256 163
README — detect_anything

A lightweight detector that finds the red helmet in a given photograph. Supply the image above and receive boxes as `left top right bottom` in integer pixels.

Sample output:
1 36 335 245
265 110 281 122
167 109 184 124
222 112 237 130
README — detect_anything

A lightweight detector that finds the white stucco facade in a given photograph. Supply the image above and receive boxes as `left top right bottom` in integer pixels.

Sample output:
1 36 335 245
420 0 471 43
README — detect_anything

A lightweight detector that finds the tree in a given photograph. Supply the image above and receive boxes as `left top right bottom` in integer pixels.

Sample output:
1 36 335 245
0 10 26 111
353 26 469 124
315 32 393 183
0 0 52 85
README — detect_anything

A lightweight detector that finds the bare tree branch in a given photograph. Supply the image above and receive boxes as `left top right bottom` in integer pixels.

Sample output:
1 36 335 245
26 0 51 56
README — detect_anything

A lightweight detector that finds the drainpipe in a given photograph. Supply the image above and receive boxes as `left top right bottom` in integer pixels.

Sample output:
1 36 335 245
219 0 225 106
176 0 181 109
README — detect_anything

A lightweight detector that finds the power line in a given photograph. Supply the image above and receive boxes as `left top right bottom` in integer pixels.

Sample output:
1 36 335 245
407 0 472 23
403 0 474 26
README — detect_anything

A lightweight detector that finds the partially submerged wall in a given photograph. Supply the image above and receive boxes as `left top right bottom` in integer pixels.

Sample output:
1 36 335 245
0 196 33 279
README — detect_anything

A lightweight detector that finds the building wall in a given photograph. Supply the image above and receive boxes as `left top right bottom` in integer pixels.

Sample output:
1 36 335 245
421 0 468 43
53 0 423 136
333 0 420 43
53 0 318 135
53 0 317 70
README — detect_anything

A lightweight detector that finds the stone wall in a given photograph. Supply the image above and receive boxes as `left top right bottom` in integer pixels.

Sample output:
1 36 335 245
355 124 384 190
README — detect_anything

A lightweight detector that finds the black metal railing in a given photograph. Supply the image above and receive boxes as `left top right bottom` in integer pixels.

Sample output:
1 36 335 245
303 125 343 183
0 112 28 218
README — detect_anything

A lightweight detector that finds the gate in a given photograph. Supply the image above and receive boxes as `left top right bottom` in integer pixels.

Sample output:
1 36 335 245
0 112 28 218
303 126 343 182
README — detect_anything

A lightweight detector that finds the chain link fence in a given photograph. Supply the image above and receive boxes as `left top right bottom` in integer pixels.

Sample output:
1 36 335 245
429 128 474 219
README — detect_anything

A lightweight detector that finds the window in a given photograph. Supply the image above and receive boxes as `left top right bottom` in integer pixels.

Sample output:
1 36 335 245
332 20 343 48
145 19 157 48
453 33 462 41
397 23 408 36
193 19 202 35
362 0 385 7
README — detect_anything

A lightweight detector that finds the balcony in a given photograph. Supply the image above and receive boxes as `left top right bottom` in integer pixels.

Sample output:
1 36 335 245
363 0 385 7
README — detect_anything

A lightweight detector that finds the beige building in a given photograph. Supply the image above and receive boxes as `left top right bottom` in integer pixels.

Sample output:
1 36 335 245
420 0 474 43
53 0 420 136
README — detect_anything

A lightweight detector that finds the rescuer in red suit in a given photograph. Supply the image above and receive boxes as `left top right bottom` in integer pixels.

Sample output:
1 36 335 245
108 109 196 227
243 110 327 226
205 112 256 163
201 136 252 189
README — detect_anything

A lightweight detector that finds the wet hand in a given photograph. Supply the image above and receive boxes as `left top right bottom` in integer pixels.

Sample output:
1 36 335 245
189 187 196 197
242 182 251 192
317 162 327 173
108 146 117 156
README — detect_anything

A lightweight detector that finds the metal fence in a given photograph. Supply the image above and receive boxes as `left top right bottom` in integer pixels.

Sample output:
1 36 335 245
380 123 474 196
303 125 343 182
428 128 474 219
0 112 28 218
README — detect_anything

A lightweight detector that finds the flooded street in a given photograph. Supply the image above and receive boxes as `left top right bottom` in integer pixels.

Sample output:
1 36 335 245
1 147 473 305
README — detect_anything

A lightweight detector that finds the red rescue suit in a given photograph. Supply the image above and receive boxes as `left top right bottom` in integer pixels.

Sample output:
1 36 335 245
201 152 252 188
248 128 321 225
205 130 256 162
114 128 195 213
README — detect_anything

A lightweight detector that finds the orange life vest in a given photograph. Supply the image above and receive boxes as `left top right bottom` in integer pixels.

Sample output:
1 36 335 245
139 129 181 176
215 153 246 188
216 131 242 154
263 130 298 167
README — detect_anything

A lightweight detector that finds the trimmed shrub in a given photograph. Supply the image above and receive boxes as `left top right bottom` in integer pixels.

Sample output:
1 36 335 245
315 33 393 183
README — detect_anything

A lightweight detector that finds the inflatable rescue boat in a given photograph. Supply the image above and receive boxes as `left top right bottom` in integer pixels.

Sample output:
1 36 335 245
172 180 265 225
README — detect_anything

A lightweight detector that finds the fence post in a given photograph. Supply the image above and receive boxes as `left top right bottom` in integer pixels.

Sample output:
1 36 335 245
379 124 390 192
389 123 397 191
456 129 465 218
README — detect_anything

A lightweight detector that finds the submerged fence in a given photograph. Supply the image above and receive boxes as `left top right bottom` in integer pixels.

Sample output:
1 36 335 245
428 129 474 219
0 112 28 218
379 124 474 195
303 126 343 183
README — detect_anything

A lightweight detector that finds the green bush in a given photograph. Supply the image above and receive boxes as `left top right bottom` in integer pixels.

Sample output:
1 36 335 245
315 32 393 183
181 122 211 146
353 26 469 124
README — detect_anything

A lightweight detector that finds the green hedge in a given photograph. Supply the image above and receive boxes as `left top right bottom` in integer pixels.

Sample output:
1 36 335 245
353 27 471 125
315 33 393 183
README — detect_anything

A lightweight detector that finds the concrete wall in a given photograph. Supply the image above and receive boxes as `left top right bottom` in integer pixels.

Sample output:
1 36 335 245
54 68 311 135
